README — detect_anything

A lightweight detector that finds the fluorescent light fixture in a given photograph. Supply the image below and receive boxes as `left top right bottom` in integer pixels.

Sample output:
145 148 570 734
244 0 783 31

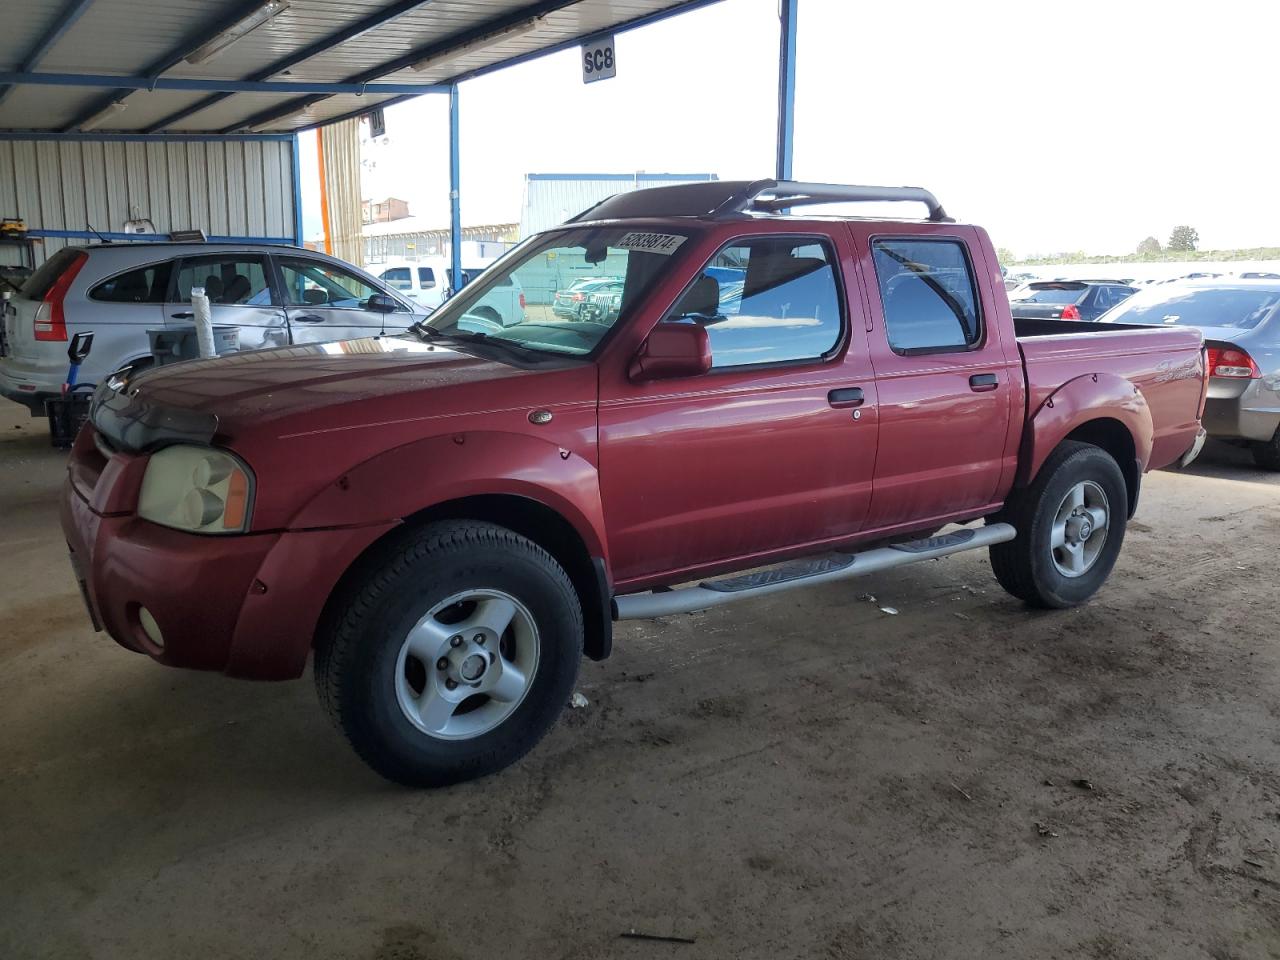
249 108 309 133
80 100 128 131
186 0 291 65
410 17 543 73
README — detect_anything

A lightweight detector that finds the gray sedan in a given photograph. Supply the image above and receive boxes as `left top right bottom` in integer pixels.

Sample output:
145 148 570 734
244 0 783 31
0 242 424 414
1101 280 1280 469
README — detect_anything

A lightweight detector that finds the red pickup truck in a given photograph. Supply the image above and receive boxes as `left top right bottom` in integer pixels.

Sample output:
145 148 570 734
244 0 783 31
61 181 1208 786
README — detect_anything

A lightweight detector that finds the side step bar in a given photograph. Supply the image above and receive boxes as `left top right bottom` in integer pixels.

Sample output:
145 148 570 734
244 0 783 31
613 523 1017 620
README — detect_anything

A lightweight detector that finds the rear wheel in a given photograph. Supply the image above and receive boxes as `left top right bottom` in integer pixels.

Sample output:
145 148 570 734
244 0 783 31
1252 427 1280 471
315 521 583 787
989 441 1128 609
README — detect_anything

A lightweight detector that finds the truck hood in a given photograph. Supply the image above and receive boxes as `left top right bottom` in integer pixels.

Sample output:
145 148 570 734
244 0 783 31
110 335 592 445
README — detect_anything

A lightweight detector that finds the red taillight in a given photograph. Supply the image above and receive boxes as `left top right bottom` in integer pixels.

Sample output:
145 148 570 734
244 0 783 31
1207 345 1261 379
33 251 88 342
518 292 526 309
1060 304 1082 320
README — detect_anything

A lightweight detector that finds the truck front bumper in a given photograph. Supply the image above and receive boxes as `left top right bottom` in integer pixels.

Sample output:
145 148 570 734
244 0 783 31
61 473 396 681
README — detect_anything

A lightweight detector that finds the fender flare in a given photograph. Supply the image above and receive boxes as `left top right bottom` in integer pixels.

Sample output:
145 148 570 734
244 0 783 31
1020 372 1154 491
289 429 609 562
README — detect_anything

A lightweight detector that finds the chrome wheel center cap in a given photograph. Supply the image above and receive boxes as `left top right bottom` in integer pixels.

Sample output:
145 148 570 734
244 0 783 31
1066 515 1092 544
459 653 488 683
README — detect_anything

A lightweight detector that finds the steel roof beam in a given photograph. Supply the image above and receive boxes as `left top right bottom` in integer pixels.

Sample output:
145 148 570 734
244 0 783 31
144 0 436 133
253 0 730 134
60 0 277 131
224 0 586 133
0 71 446 96
0 0 96 107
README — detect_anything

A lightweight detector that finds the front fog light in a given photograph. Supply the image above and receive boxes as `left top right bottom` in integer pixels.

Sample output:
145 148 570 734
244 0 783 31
138 607 164 649
138 445 254 534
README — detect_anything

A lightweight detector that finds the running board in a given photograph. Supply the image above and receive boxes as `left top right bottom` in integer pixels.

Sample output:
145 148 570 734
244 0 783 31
612 523 1017 620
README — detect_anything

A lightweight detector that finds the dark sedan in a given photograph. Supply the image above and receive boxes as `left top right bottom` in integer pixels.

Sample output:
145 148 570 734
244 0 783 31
1009 280 1137 321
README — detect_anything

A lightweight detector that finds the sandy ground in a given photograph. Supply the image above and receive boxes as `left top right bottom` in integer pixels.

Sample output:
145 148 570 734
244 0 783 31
2 400 1279 960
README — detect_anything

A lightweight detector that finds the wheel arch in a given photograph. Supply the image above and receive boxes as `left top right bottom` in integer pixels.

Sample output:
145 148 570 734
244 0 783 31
1020 373 1153 517
315 493 613 663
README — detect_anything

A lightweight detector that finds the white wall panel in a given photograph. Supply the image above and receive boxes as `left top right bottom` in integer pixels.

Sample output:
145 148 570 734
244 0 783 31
0 138 296 267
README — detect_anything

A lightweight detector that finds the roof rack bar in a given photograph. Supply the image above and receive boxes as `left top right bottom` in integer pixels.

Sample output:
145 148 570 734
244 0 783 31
743 181 951 222
562 179 951 226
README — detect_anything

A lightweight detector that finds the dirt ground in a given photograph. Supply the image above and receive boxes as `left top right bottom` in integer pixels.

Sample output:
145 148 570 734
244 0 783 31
2 400 1279 960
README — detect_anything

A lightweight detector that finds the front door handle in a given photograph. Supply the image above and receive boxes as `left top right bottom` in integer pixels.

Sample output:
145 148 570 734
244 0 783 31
969 373 999 392
828 387 865 408
170 311 194 319
291 314 325 323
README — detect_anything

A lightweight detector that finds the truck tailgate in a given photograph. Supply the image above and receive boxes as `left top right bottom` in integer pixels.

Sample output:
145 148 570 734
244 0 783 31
1018 324 1206 472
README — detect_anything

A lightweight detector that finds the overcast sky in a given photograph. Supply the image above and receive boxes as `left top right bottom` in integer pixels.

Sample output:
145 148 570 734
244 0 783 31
302 0 1280 257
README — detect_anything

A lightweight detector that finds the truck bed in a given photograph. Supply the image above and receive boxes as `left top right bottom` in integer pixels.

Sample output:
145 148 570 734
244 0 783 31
1013 317 1149 338
1015 319 1206 472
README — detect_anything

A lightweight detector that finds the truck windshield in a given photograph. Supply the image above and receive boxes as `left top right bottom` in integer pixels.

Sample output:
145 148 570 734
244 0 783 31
1012 283 1087 304
1102 286 1280 330
423 227 690 356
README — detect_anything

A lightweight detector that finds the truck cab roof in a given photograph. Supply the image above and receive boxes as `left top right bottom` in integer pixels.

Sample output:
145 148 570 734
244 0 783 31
567 179 954 227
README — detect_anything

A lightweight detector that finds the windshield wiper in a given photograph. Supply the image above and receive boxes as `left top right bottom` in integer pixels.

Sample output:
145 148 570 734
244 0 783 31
420 328 548 362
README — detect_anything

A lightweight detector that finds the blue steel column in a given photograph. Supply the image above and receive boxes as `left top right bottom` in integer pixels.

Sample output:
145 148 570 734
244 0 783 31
775 0 797 181
290 133 304 245
448 84 463 295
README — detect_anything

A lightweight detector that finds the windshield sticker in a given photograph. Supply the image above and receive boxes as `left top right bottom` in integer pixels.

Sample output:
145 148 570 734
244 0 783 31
616 232 687 256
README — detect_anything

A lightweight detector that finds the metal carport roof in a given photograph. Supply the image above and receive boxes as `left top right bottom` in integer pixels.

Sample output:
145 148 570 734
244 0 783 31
0 0 728 135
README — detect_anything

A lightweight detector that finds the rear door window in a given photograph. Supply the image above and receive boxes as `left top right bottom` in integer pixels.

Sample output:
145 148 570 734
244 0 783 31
172 255 274 306
418 267 437 288
664 236 844 369
90 262 173 303
871 238 982 353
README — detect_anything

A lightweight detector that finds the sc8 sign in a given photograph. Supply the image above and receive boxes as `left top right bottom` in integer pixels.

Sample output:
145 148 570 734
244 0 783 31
581 35 616 83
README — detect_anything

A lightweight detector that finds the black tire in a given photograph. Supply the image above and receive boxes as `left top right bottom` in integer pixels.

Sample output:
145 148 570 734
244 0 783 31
1252 428 1280 471
315 521 583 787
988 441 1128 609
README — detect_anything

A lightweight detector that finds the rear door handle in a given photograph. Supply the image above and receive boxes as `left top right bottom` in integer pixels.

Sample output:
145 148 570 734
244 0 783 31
291 314 325 323
170 311 194 319
969 373 999 392
828 387 865 408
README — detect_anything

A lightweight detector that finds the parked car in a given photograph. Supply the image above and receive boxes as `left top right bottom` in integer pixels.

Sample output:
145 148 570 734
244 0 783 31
1008 280 1138 321
0 243 424 415
373 257 499 311
1100 279 1280 469
551 277 621 319
63 179 1207 787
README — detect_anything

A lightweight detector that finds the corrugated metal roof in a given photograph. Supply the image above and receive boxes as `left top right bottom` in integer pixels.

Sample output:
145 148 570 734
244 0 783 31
520 172 716 236
0 0 722 135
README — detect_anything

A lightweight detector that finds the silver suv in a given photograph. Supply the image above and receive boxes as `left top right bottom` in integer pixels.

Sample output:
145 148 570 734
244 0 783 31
0 243 424 414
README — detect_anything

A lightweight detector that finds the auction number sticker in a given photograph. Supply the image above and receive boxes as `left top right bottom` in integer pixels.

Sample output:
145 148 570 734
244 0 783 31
616 232 687 256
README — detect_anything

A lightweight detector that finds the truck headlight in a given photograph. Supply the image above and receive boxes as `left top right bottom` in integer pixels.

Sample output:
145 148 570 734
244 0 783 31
138 446 254 534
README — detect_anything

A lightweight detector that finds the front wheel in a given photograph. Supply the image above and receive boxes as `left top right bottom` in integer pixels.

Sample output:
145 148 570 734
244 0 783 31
315 521 583 787
989 441 1128 609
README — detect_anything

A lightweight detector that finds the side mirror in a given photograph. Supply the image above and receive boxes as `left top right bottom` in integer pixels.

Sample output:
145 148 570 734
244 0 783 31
628 322 712 382
68 331 94 364
366 293 399 314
